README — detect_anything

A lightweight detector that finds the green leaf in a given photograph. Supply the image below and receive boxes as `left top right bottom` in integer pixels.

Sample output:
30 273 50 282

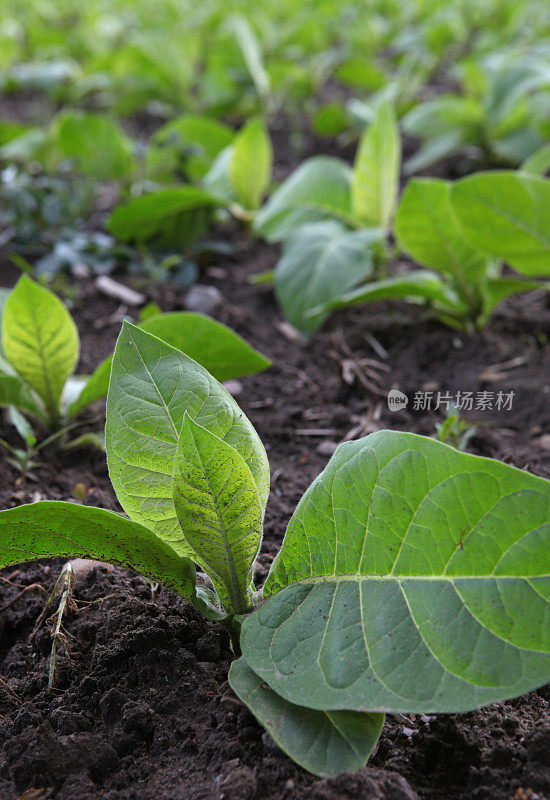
2 276 79 422
0 287 10 356
274 221 381 335
105 322 269 556
312 103 349 137
318 271 466 314
53 112 134 180
228 16 270 102
0 375 46 422
229 658 384 778
107 187 220 248
395 178 487 284
482 277 550 319
146 114 233 181
521 144 550 176
229 117 272 210
405 131 466 176
451 172 550 276
351 103 401 228
68 312 270 418
172 415 262 612
241 431 550 713
0 501 195 601
202 147 235 205
253 157 355 242
7 405 37 447
67 359 112 418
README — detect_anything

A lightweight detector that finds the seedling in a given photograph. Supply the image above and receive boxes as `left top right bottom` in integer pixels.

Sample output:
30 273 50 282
0 324 548 777
0 406 87 478
107 117 272 248
435 402 477 451
0 274 270 433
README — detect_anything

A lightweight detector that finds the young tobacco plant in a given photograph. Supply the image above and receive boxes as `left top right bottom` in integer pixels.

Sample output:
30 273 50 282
253 100 550 333
107 116 273 249
324 171 550 331
0 274 269 433
0 324 548 777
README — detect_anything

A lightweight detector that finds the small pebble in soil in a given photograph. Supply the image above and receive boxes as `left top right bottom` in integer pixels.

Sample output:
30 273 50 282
184 284 223 315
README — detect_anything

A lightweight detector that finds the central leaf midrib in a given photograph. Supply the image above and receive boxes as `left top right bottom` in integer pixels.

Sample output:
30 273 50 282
284 572 548 586
26 299 57 415
189 430 246 611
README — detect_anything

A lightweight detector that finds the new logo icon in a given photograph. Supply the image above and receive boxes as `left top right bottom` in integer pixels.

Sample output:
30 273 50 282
387 389 408 412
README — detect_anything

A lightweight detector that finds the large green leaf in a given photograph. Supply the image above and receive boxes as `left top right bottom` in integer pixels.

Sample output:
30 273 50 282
107 187 220 248
105 323 269 556
395 178 487 284
68 313 270 418
253 157 355 242
451 172 550 276
229 658 384 778
53 112 134 180
351 103 400 228
0 375 46 422
0 501 195 601
2 276 79 422
172 416 262 612
229 117 272 210
274 221 381 335
241 431 550 714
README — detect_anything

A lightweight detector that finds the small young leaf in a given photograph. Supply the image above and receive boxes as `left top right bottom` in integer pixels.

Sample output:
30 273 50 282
172 416 263 612
274 221 381 335
68 313 270 418
146 114 233 181
395 178 487 283
0 501 196 601
482 277 550 318
451 172 550 276
241 431 550 714
106 323 269 556
351 103 401 228
229 117 272 210
228 16 270 102
253 157 355 242
229 658 384 778
0 375 46 422
2 276 79 421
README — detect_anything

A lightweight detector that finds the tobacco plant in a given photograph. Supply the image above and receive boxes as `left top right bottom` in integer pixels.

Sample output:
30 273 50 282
252 103 550 333
107 116 273 249
0 274 269 432
0 324 548 777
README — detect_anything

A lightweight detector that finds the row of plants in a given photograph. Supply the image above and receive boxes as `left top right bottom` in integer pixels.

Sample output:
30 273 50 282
2 0 549 292
4 102 547 336
2 0 548 123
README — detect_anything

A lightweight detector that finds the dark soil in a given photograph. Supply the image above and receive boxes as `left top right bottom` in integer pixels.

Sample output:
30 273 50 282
1 123 550 797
